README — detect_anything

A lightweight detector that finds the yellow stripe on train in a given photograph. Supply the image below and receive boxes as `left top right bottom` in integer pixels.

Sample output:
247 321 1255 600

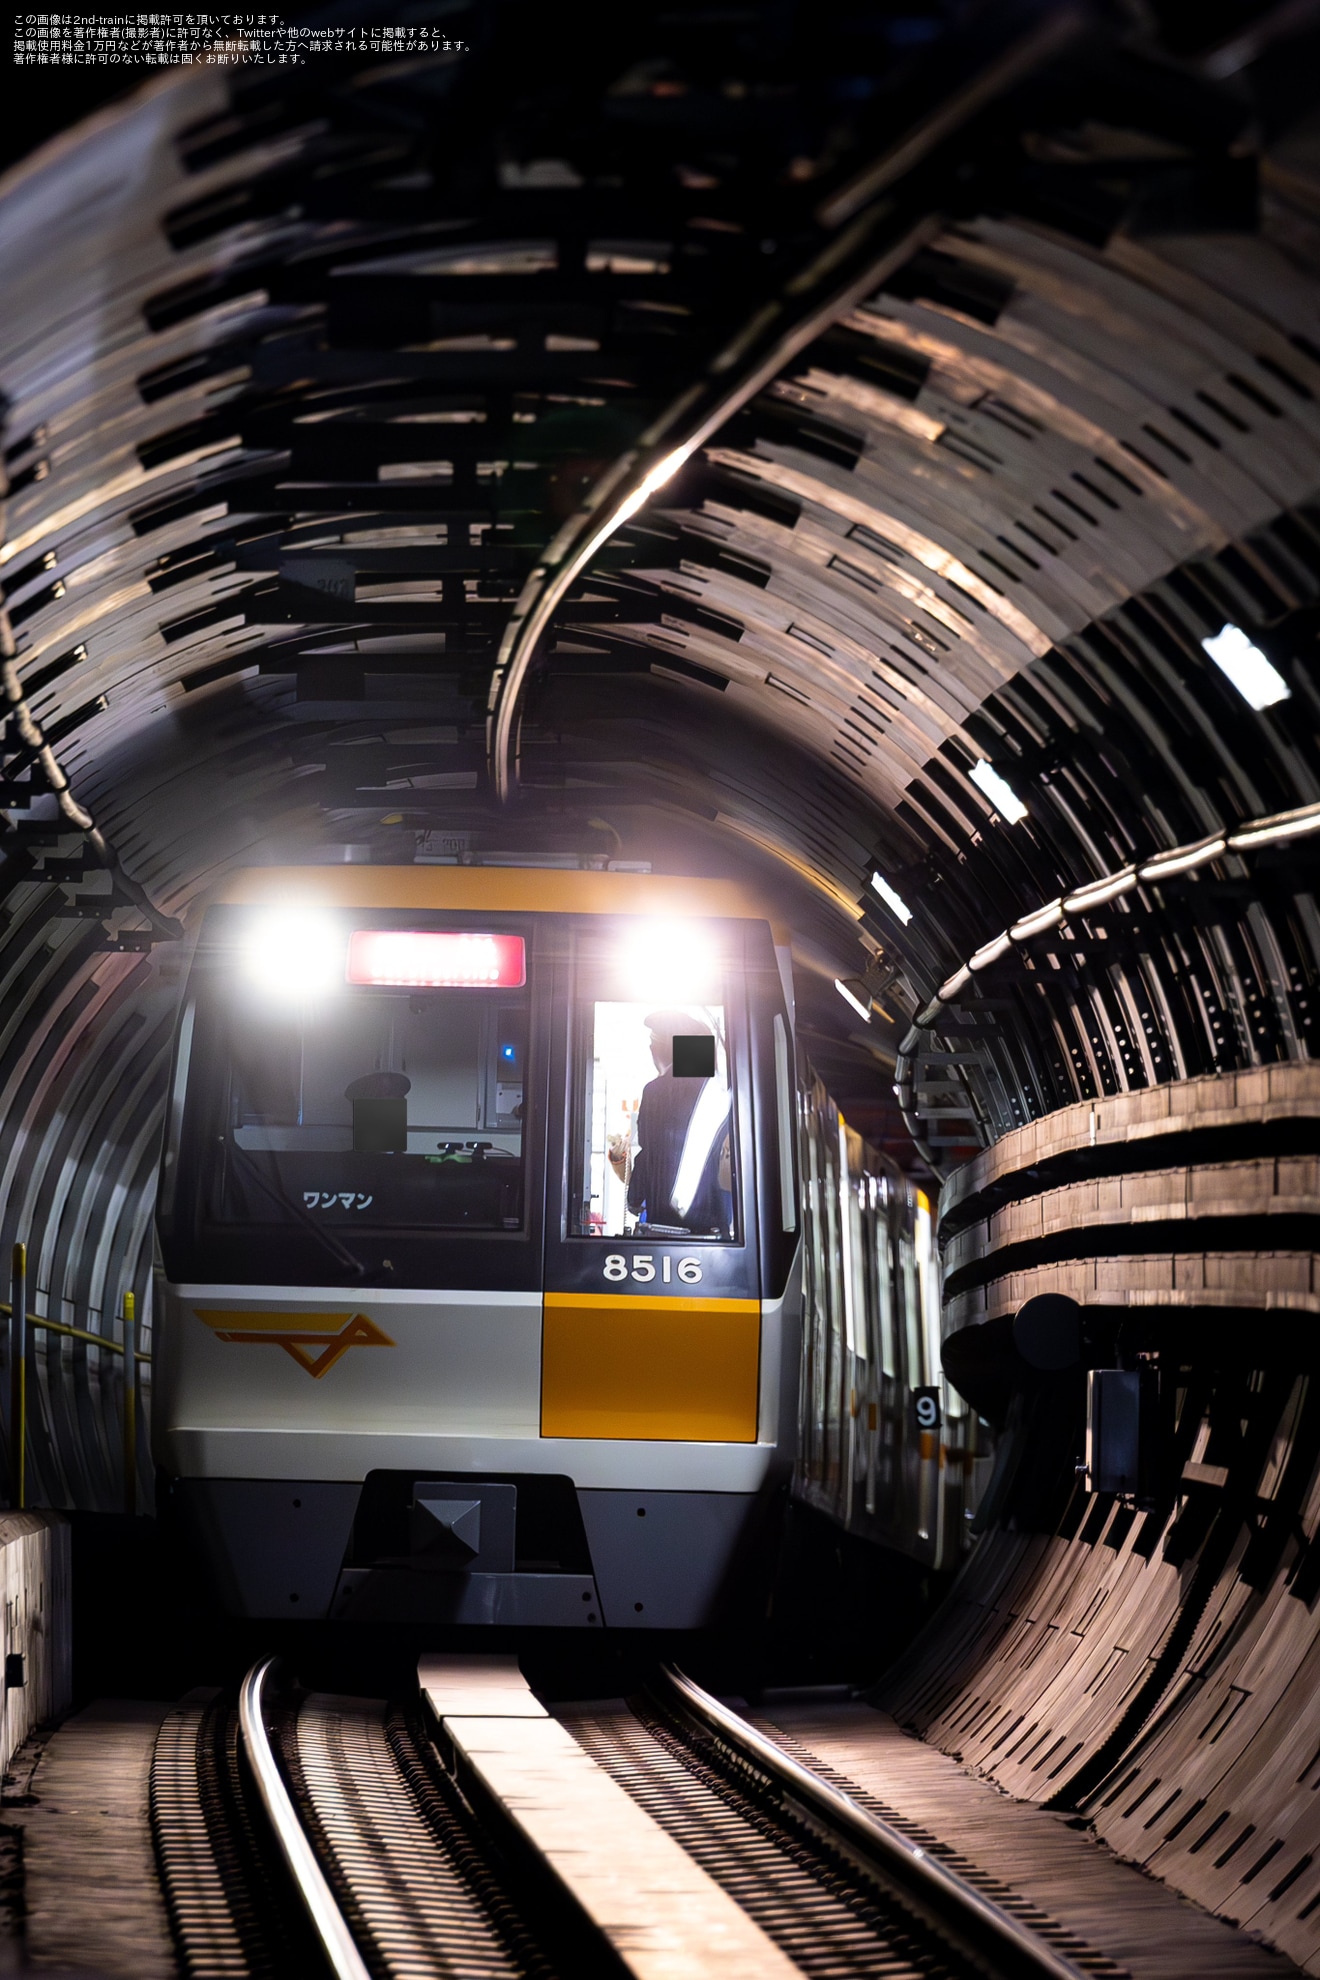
541 1292 760 1444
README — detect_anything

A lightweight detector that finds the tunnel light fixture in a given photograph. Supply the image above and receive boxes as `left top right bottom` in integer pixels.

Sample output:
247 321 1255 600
870 872 912 924
241 908 344 1002
1201 624 1290 710
347 930 526 988
834 978 872 1023
969 758 1028 824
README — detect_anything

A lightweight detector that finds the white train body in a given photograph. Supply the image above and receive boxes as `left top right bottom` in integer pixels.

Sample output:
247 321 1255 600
154 867 801 1627
154 863 976 1627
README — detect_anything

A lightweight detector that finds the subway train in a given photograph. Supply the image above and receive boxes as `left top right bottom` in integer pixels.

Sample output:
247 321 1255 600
153 865 980 1628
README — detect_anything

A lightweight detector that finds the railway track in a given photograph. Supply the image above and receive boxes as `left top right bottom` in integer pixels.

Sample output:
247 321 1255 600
149 1656 1104 1979
153 1659 571 1980
566 1668 1094 1980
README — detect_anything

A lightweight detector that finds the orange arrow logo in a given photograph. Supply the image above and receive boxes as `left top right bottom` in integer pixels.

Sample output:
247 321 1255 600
194 1309 395 1378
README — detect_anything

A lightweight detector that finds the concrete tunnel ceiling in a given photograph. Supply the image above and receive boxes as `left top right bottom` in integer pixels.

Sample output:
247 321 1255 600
2 0 1320 1355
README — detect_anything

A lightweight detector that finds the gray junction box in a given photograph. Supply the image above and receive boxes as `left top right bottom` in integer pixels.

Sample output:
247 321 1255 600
1086 1369 1142 1496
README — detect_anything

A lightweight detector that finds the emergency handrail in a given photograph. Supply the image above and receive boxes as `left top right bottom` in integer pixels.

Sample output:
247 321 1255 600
4 1242 145 1514
0 1299 149 1359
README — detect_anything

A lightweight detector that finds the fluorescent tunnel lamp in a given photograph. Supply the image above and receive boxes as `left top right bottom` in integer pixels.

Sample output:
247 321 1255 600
835 978 872 1023
1201 624 1290 710
870 872 913 924
969 758 1028 824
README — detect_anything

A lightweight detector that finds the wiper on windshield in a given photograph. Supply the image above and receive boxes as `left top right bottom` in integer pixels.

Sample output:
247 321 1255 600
235 1148 366 1280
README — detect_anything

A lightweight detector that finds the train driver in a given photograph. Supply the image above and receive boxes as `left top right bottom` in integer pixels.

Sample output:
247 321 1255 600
627 1011 732 1236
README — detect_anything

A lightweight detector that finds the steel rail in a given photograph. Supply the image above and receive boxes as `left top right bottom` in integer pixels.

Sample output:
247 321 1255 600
661 1664 1091 1980
236 1656 372 1980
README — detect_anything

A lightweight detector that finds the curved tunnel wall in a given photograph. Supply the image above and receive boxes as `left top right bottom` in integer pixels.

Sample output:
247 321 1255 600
597 214 1320 1168
941 1061 1320 1327
2 18 1320 1953
876 1062 1320 1966
880 1369 1320 1971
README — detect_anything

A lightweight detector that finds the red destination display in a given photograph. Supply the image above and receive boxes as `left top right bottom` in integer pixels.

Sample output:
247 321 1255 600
346 930 526 988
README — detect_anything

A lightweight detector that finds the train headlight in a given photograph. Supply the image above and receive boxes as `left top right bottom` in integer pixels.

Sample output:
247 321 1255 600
622 920 720 1002
240 908 344 1001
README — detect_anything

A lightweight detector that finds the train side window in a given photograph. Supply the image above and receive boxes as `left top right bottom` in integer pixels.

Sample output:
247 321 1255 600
573 999 737 1240
773 1013 797 1234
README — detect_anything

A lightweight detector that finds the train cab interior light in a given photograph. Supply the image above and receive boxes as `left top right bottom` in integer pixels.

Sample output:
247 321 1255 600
346 931 527 990
239 910 345 1002
1200 623 1292 709
967 760 1029 824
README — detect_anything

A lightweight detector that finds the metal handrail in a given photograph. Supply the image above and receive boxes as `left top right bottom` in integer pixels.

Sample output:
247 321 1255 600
662 1665 1090 1980
122 1290 137 1518
238 1656 372 1980
4 1243 147 1513
10 1245 24 1513
0 1298 150 1360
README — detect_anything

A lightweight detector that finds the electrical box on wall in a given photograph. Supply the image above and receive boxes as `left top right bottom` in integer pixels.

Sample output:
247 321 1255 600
1084 1368 1157 1498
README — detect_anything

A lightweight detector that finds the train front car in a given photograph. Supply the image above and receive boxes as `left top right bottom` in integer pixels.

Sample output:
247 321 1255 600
153 867 800 1630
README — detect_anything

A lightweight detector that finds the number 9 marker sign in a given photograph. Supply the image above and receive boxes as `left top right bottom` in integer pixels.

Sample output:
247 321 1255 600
913 1387 941 1432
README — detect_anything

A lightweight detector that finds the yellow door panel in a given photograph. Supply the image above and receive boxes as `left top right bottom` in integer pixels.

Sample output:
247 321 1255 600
541 1292 760 1443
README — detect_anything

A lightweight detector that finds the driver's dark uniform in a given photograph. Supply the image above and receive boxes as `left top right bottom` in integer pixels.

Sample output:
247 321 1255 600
627 1069 728 1234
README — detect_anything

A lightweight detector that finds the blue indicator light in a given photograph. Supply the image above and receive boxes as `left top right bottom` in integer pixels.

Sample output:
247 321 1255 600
500 1043 517 1061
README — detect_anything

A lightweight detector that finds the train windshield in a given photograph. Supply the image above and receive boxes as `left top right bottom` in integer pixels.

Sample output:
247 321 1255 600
190 933 530 1238
574 998 736 1240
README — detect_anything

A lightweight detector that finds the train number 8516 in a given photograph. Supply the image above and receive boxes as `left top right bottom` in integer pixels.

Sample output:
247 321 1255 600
603 1254 703 1285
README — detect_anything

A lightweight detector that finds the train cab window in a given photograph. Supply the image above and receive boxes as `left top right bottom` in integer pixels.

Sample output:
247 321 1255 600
190 919 532 1238
573 999 737 1240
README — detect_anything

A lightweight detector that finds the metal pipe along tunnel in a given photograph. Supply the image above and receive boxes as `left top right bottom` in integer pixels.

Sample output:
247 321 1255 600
2 2 1320 1975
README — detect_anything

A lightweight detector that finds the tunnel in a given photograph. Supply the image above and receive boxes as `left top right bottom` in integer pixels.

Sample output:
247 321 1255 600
0 2 1319 1975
